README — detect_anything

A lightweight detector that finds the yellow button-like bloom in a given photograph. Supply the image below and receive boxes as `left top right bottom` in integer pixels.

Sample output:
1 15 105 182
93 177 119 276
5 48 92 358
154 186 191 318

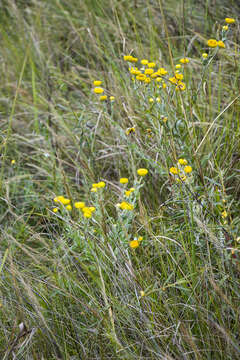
120 178 128 184
184 166 192 173
119 201 134 210
54 196 65 203
93 87 104 94
221 210 228 218
100 95 107 101
217 40 225 48
145 68 154 75
66 205 72 211
175 73 184 80
53 208 58 213
170 167 179 175
175 64 181 69
141 59 148 65
207 39 218 48
149 98 154 103
137 168 148 176
158 68 168 75
176 82 186 91
109 96 115 101
74 201 85 209
136 74 146 81
123 55 138 62
129 240 139 249
225 18 235 24
91 188 98 192
97 181 106 188
202 53 208 58
178 158 188 165
125 127 135 135
180 58 189 64
93 80 102 86
11 159 16 164
222 25 228 31
148 62 156 68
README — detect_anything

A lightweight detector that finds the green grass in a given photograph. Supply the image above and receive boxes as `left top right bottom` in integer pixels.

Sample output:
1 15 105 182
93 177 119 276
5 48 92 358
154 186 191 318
0 0 240 359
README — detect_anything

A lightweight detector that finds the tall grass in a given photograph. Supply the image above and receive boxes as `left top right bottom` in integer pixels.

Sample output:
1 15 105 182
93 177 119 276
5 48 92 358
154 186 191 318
0 0 240 359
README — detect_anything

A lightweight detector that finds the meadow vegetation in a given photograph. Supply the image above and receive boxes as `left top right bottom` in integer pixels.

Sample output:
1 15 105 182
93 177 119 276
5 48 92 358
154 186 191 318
0 0 240 359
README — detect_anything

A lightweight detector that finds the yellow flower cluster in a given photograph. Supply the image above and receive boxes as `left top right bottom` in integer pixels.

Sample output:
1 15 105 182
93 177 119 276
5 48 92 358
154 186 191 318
125 127 135 135
123 55 138 62
129 236 143 249
125 187 135 197
91 181 106 192
92 81 114 102
169 159 192 181
53 194 96 218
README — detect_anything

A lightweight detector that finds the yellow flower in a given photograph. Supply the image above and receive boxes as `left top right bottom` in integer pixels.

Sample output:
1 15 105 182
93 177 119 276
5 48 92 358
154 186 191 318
74 201 85 209
91 188 97 192
97 181 106 188
100 95 107 101
156 77 162 82
207 39 218 48
138 236 143 242
92 183 99 188
124 55 138 62
202 53 208 58
162 82 167 89
149 98 154 103
11 159 16 165
176 82 186 91
145 77 151 84
184 165 192 174
137 168 148 176
162 116 168 123
66 204 72 211
157 68 168 75
221 210 228 218
93 87 104 94
150 72 159 79
178 158 188 165
169 77 178 84
169 167 179 175
89 206 96 212
156 97 161 102
61 198 71 205
148 62 156 68
125 127 135 135
225 18 235 24
175 73 184 81
83 210 92 218
93 80 102 86
120 178 128 184
119 201 134 210
129 240 139 249
180 58 189 64
53 208 58 213
54 196 65 203
141 59 148 65
125 188 135 197
136 74 146 81
222 25 228 31
145 68 154 75
217 40 225 48
175 64 181 69
110 96 115 101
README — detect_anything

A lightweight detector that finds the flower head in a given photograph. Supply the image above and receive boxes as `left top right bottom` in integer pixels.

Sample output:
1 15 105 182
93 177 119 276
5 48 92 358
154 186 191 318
225 18 235 24
202 53 208 58
217 40 225 48
141 59 148 65
145 68 154 75
53 208 58 213
222 25 229 31
207 39 218 48
100 95 107 101
137 168 148 176
119 201 134 210
178 158 188 165
180 58 189 64
125 127 135 135
74 201 85 209
148 62 156 68
120 178 128 184
110 96 115 101
169 167 179 175
124 55 138 62
184 165 192 174
175 64 181 69
93 80 102 86
93 87 104 94
129 240 139 249
66 204 72 211
11 159 16 165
